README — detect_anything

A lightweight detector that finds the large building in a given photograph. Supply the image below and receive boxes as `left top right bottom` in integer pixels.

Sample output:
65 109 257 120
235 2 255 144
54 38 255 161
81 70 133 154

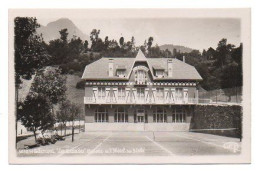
82 50 202 131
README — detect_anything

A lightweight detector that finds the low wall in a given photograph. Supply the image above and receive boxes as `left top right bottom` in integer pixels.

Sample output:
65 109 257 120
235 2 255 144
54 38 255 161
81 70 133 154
190 105 242 138
85 123 190 132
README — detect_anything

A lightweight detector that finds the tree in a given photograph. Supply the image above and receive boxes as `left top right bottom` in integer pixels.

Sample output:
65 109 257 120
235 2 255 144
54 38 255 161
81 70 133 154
147 37 154 56
148 44 161 58
59 28 69 43
220 61 241 101
14 17 49 146
57 100 81 141
119 37 124 48
83 40 89 53
30 67 67 114
206 47 215 60
90 29 102 52
232 43 242 65
104 36 109 50
68 37 84 59
202 49 207 57
56 100 70 136
131 36 135 52
162 49 172 58
215 38 235 68
220 44 242 100
140 40 148 54
172 48 177 57
15 17 49 85
68 103 81 142
19 93 55 142
47 28 70 64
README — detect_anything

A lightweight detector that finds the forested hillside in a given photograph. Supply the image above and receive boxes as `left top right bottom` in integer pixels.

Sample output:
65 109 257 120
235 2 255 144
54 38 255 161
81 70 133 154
18 16 240 92
43 26 242 91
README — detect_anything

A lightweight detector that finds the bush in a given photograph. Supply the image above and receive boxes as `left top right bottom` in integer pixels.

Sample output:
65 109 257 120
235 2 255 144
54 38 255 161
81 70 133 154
60 62 82 74
190 105 242 138
68 69 74 74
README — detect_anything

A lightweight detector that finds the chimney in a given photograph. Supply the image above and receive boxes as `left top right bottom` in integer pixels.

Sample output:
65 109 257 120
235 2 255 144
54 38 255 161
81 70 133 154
108 59 114 77
167 59 173 77
183 56 185 63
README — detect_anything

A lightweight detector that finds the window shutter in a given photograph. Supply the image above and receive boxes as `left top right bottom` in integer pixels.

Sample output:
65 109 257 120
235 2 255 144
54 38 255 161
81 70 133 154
132 88 137 103
113 87 118 103
184 88 188 104
105 87 110 103
93 87 98 103
171 88 176 103
145 88 149 103
164 88 169 103
125 88 131 103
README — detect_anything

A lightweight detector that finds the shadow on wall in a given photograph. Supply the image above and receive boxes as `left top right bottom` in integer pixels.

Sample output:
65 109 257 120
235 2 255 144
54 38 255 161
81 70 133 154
189 105 242 139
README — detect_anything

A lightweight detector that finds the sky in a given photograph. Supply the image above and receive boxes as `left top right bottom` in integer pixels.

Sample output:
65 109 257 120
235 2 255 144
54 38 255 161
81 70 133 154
32 11 241 52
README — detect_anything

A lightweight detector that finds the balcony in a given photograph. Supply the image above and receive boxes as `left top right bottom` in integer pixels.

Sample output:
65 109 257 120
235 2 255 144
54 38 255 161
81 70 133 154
84 96 201 105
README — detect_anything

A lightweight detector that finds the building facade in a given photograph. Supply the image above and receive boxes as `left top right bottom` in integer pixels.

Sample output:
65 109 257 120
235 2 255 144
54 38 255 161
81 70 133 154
82 50 202 131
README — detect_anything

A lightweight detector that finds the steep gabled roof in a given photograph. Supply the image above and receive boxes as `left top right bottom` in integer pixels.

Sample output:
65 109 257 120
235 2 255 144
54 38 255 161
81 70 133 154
82 50 202 81
135 49 147 61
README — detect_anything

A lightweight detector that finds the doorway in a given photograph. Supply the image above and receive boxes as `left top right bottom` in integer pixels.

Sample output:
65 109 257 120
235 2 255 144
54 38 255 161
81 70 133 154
135 108 147 123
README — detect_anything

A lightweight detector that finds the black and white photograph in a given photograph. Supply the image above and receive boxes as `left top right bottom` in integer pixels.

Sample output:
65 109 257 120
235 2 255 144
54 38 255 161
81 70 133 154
8 9 251 164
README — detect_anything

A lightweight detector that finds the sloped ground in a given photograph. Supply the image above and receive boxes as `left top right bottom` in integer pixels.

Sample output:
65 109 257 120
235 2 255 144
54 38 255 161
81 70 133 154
18 74 84 107
65 74 84 107
18 75 35 102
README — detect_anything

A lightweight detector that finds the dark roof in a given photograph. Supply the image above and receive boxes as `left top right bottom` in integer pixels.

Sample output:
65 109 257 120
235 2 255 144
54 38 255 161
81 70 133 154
82 50 202 81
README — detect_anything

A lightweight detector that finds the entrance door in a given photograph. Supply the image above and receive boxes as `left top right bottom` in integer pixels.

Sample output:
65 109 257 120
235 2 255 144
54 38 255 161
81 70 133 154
136 109 145 123
137 115 144 123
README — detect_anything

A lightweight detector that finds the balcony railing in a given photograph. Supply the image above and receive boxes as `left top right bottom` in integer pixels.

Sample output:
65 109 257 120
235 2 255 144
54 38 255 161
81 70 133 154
84 96 200 105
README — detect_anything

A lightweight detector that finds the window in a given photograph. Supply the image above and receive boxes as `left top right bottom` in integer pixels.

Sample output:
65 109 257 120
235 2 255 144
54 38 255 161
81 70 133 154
117 70 126 77
137 87 145 101
156 70 164 78
172 107 186 123
95 107 108 122
156 88 164 100
135 70 147 85
114 107 128 122
118 87 126 100
153 107 167 123
98 87 106 100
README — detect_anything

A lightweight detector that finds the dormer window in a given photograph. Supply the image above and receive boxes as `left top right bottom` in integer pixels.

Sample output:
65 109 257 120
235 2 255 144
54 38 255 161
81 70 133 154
117 69 126 77
155 70 164 78
153 65 165 78
116 65 126 77
135 70 147 85
133 65 149 85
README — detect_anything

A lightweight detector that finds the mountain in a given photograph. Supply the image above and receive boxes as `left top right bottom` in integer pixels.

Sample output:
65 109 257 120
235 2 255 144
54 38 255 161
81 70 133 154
37 18 89 43
159 44 194 54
